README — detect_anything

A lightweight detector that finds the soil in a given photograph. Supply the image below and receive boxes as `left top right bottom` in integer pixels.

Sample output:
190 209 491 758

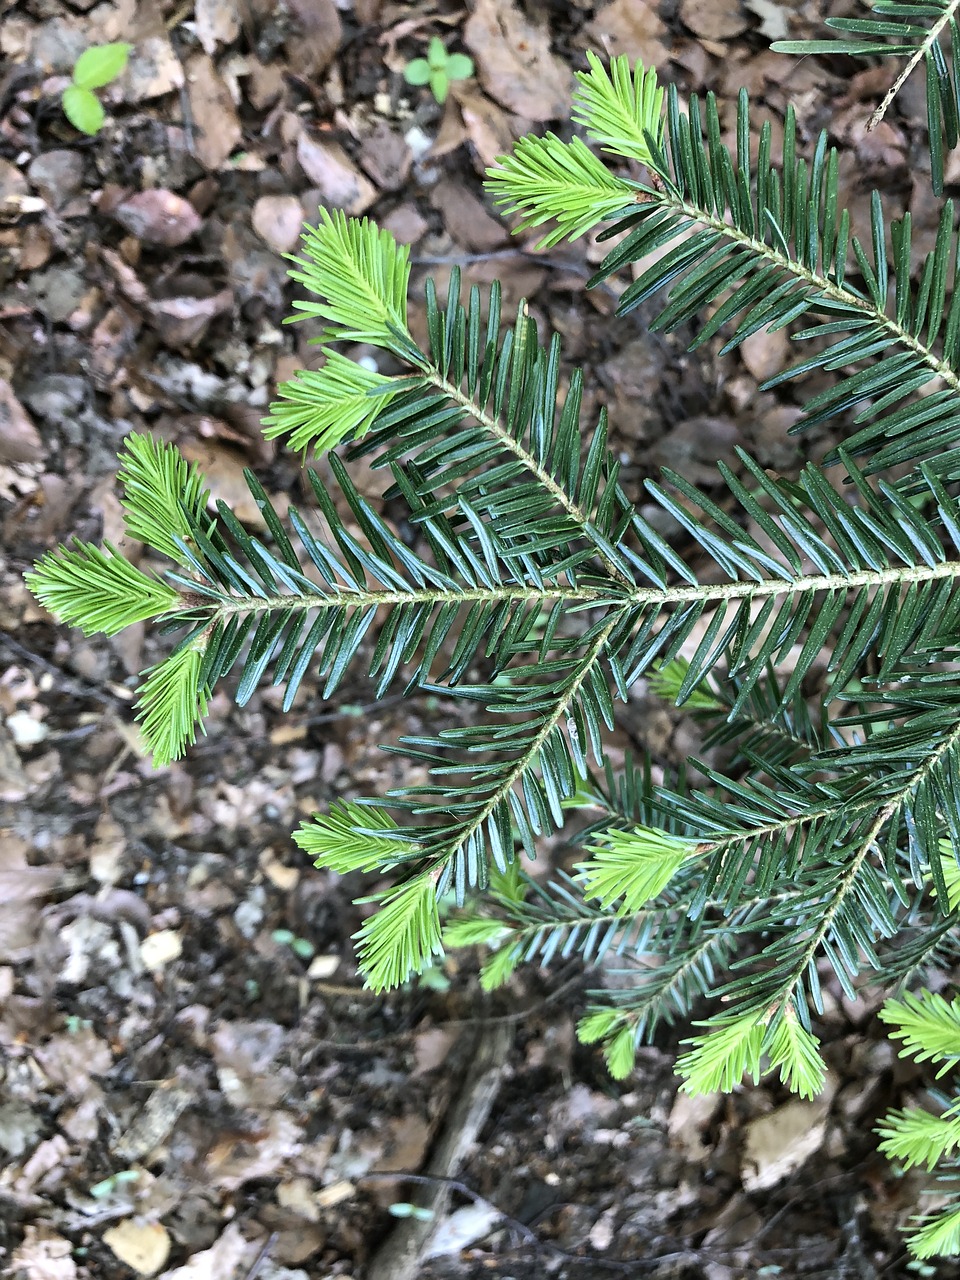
0 1 953 1277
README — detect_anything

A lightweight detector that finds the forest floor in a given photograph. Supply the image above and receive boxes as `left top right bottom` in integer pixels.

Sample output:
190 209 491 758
0 0 954 1276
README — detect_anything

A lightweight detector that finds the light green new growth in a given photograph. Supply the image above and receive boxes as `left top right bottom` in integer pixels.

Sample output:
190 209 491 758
285 208 412 349
577 827 703 912
294 801 412 874
117 433 209 564
26 543 177 636
881 989 960 1077
487 52 663 247
24 23 960 1258
356 875 443 993
571 49 664 165
262 351 398 455
878 987 960 1258
135 642 209 768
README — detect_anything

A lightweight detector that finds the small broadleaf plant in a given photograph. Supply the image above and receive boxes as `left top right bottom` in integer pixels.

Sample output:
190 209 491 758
24 7 960 1258
62 42 132 136
403 36 474 106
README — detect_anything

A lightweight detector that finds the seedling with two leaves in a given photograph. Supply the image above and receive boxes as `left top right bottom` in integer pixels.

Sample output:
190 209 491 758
403 36 474 105
62 42 131 136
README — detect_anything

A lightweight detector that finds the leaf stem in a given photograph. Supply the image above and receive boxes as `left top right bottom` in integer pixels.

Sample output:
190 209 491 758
174 549 960 627
428 370 635 587
665 195 960 399
778 715 960 1014
424 611 626 873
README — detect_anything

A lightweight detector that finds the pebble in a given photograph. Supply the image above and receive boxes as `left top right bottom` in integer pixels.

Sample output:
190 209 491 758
27 151 85 209
251 194 305 254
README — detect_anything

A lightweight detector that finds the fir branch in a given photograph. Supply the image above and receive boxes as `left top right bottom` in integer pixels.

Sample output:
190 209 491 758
262 350 399 455
773 0 960 192
571 51 664 165
877 1104 960 1170
905 1204 960 1263
355 874 443 992
294 801 412 874
577 826 704 912
490 65 960 477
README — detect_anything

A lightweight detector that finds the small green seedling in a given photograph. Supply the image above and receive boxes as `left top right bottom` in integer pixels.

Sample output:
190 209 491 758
403 36 473 105
63 42 131 136
272 928 315 961
89 1169 140 1200
388 1203 434 1222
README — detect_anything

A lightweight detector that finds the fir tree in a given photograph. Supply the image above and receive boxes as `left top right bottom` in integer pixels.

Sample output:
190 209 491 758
26 5 960 1257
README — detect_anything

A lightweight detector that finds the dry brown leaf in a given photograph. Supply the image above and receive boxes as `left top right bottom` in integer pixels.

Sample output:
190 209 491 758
195 0 241 55
679 0 751 41
34 1026 112 1090
140 929 182 971
156 1222 254 1280
0 825 54 958
26 152 85 211
111 1083 194 1162
667 1088 722 1162
206 1111 303 1190
0 839 60 902
413 1026 456 1074
102 1221 171 1277
373 1112 433 1173
456 86 518 173
211 1019 286 1077
297 135 376 214
13 1134 70 1196
746 0 789 40
464 0 572 122
741 1096 831 1192
284 0 342 76
120 36 185 102
186 54 242 171
0 905 40 960
739 325 790 383
583 0 669 65
179 440 288 525
10 1226 77 1280
356 120 412 192
0 156 27 203
149 282 234 350
431 181 508 252
380 204 428 245
0 379 44 463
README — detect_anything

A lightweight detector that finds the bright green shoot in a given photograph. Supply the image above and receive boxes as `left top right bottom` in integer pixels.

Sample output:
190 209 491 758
878 989 960 1259
62 42 131 136
403 36 474 106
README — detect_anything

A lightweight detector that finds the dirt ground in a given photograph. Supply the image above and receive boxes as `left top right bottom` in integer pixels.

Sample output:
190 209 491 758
1 1 956 1276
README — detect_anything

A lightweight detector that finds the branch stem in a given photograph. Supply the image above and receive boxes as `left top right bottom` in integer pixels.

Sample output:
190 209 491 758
868 0 960 130
176 554 960 626
667 195 960 399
